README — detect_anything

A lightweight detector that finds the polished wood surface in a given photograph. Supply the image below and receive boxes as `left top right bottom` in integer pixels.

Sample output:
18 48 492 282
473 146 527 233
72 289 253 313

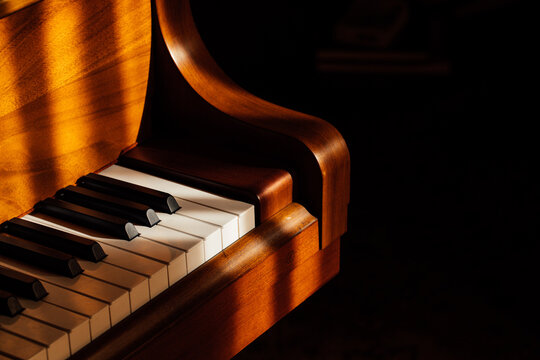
131 227 340 360
0 0 41 19
71 202 325 359
0 0 350 358
148 0 350 248
119 144 293 223
0 0 151 223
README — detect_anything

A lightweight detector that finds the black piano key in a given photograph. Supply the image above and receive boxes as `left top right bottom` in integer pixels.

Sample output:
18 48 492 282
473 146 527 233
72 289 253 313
0 233 83 278
56 185 160 227
0 265 48 300
0 289 24 317
1 218 107 262
77 173 180 214
35 198 139 240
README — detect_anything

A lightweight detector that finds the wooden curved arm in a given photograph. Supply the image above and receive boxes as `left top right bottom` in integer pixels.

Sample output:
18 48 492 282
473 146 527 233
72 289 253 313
151 0 350 248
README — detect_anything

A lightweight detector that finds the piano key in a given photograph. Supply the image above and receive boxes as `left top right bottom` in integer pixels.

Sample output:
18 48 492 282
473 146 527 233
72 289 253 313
39 282 110 338
56 185 160 227
41 281 109 339
0 329 47 360
0 256 130 328
175 198 239 248
24 214 187 287
16 216 169 298
0 290 23 317
136 225 204 273
99 165 255 237
0 234 82 278
17 299 90 354
77 173 180 214
94 167 243 248
34 198 139 241
96 244 168 298
8 214 149 311
0 314 70 360
0 265 48 301
77 259 149 312
154 212 222 261
1 218 106 262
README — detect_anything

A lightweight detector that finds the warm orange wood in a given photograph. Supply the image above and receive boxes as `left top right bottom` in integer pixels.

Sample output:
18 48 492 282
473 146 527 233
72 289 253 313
0 0 348 357
119 143 293 223
0 0 41 19
71 202 325 360
131 231 340 360
0 0 151 223
148 0 350 248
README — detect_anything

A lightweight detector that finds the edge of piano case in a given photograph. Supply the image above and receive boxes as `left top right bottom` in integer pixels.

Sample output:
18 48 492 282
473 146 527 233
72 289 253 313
144 0 350 250
1 0 350 358
72 203 340 360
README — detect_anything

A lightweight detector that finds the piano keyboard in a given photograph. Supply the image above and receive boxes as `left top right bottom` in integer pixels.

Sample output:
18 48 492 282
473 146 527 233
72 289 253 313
0 165 255 360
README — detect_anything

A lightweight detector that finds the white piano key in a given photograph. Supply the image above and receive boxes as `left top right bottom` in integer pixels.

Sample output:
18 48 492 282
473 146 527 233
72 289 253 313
78 259 149 312
174 198 239 249
99 165 255 236
0 256 130 329
136 225 204 273
156 212 222 261
24 214 187 286
16 299 90 354
98 243 168 298
16 214 151 312
39 282 110 339
0 329 47 360
0 314 70 360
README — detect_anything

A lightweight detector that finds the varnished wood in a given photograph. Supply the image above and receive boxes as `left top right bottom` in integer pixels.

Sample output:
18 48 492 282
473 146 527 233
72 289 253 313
71 202 324 359
0 0 350 357
119 143 293 223
148 0 350 248
0 0 151 223
131 230 340 360
0 0 40 19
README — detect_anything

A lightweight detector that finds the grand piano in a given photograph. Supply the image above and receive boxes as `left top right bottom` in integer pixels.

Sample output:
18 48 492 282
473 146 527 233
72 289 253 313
0 0 350 359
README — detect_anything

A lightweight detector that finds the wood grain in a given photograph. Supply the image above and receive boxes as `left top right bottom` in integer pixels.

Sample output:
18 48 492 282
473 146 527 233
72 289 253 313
147 0 350 248
71 202 328 360
0 0 151 223
119 143 293 223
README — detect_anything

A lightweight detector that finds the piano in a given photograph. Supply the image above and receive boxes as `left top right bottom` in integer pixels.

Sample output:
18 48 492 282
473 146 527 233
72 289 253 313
0 0 350 359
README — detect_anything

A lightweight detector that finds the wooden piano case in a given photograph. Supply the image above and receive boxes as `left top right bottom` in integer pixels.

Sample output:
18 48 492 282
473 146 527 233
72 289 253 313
0 0 350 358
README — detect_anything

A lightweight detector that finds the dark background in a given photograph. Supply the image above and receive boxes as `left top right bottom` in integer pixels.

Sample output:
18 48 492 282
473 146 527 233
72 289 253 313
192 1 537 359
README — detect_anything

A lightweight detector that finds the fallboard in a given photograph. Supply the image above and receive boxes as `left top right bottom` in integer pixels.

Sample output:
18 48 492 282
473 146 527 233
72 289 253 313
0 0 152 222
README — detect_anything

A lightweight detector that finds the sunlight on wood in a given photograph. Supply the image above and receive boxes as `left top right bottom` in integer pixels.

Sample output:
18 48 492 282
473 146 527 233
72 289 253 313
110 0 152 144
225 226 319 356
0 8 43 214
0 0 152 223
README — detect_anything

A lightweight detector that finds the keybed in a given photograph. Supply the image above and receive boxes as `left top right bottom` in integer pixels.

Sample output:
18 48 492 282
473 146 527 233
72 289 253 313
0 166 255 360
99 165 255 239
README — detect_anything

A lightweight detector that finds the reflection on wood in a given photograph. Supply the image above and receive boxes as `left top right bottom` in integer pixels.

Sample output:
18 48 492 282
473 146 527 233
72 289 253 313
153 0 350 249
71 203 331 360
0 0 151 223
